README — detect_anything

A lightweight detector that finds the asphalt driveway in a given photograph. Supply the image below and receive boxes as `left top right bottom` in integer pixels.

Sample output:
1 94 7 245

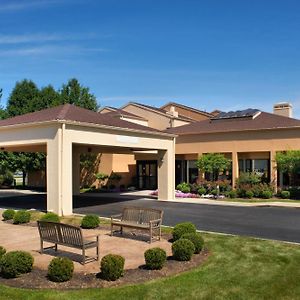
1 190 300 243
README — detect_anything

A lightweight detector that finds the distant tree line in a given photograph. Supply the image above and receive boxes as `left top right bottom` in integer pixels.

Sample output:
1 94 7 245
0 78 99 187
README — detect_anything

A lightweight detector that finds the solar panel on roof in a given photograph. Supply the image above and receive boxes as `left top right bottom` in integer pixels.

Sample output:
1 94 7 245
212 108 260 120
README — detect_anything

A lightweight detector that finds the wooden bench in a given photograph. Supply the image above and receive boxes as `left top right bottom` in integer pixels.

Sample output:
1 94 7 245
37 221 100 264
110 206 163 243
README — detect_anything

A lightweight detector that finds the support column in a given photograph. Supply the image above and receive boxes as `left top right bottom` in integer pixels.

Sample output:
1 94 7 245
232 151 239 189
46 124 73 216
270 150 278 193
72 148 81 196
197 152 204 182
158 144 175 201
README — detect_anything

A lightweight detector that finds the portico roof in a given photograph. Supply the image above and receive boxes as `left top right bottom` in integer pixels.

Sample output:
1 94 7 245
0 104 175 137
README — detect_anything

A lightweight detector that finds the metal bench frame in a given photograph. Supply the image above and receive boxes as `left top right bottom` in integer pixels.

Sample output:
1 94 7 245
37 221 100 264
110 206 163 243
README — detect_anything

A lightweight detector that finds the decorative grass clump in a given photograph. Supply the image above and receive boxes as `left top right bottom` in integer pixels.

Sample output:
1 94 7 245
0 246 6 259
181 233 204 254
0 251 34 278
13 210 31 224
47 257 74 282
2 209 15 221
81 214 100 229
40 212 60 223
100 254 125 281
172 239 195 261
144 247 167 270
172 222 196 241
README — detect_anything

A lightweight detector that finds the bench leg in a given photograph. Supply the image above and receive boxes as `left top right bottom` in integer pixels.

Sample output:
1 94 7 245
111 223 113 236
82 247 86 265
40 240 43 254
96 236 100 261
55 244 57 251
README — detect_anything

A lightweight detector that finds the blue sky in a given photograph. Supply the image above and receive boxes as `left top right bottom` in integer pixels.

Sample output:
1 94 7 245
1 0 300 116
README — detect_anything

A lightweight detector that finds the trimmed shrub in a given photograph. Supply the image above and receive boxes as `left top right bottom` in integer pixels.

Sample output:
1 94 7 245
181 233 204 254
0 251 34 278
13 210 31 224
281 190 290 199
228 190 237 199
261 190 272 199
100 254 125 281
47 257 74 282
172 222 197 241
0 246 6 258
0 171 14 187
211 189 218 196
172 239 195 261
176 182 191 193
81 214 100 229
198 187 206 195
144 247 167 270
2 209 15 221
40 212 60 223
245 190 254 199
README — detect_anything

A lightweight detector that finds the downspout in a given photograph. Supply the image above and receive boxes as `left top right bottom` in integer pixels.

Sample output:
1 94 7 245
60 123 65 216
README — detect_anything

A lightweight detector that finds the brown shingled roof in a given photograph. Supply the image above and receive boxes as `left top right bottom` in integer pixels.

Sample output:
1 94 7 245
166 111 300 135
0 104 168 135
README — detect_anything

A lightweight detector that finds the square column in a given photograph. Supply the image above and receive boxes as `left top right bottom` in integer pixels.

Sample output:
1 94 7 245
158 146 175 201
232 151 239 189
72 148 81 196
270 151 278 192
47 126 73 216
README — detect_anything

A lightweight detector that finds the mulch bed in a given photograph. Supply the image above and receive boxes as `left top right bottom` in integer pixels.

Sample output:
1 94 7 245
0 249 209 290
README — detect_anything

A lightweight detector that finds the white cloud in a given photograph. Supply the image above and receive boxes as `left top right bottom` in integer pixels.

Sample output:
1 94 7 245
0 0 62 12
0 45 107 57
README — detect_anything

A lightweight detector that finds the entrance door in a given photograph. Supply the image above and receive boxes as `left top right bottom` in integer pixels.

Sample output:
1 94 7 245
137 161 158 190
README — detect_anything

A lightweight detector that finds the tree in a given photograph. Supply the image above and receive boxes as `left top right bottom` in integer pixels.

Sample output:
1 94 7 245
31 85 60 111
0 88 8 120
275 151 300 186
196 153 231 181
60 78 98 111
6 80 39 117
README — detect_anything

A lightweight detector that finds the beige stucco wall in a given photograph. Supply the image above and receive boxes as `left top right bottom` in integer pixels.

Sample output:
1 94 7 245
121 116 149 127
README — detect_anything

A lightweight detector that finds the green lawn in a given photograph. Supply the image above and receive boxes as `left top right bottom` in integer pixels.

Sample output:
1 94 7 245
1 232 300 299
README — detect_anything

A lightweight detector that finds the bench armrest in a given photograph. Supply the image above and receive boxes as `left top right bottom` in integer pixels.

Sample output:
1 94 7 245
111 213 122 220
149 219 162 227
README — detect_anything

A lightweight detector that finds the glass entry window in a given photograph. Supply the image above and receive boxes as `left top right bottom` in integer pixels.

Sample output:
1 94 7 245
238 158 270 181
137 161 158 190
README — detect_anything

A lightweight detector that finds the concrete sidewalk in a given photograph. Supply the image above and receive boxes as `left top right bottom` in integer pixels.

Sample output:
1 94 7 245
159 197 300 208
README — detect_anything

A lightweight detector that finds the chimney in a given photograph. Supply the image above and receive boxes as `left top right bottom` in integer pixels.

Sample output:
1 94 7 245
273 102 293 118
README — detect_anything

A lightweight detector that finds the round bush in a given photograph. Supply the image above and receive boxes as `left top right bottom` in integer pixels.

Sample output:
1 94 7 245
100 254 125 281
2 209 15 221
228 190 237 199
281 190 290 199
81 214 100 229
144 247 167 270
172 239 195 261
13 210 31 224
47 257 74 282
261 190 272 199
172 222 196 241
245 190 254 199
0 251 34 278
40 212 60 223
198 187 206 195
181 233 204 254
0 246 6 258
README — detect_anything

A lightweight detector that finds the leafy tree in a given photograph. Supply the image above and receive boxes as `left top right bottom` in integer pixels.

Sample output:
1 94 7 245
6 80 39 117
275 151 300 186
196 153 231 181
31 85 60 111
0 88 8 120
60 78 98 111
